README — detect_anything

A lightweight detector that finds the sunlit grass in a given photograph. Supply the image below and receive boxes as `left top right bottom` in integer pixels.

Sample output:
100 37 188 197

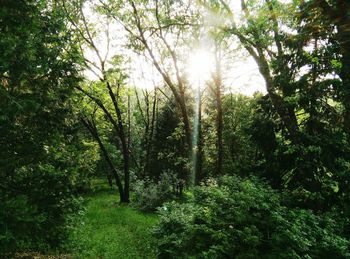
67 180 158 259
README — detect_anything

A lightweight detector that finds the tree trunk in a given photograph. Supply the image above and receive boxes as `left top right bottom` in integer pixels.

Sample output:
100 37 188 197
144 89 157 175
80 117 126 202
253 49 300 144
195 92 203 184
214 48 223 176
105 81 130 203
177 92 192 150
237 0 300 144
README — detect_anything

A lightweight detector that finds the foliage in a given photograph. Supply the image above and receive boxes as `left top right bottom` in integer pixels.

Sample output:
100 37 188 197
0 0 83 254
2 0 350 256
0 164 83 254
154 175 349 258
221 94 260 175
132 171 181 212
245 93 350 210
148 98 190 183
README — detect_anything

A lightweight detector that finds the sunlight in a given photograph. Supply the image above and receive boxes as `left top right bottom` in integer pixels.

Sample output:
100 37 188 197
187 49 215 86
188 49 214 185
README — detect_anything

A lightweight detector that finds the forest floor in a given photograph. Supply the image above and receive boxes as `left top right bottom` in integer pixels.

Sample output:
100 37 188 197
66 180 158 259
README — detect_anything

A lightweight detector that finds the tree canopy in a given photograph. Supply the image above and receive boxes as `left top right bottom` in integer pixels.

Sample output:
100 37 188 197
1 0 350 257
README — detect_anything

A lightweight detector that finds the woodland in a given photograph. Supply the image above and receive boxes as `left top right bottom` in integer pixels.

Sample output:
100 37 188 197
1 0 350 258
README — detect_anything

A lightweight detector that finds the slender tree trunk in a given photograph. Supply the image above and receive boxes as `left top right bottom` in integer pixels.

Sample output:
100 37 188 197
178 94 192 150
195 92 203 184
80 117 126 202
135 88 149 177
105 81 130 203
216 90 223 175
214 47 223 176
144 89 157 175
127 92 131 152
107 172 113 189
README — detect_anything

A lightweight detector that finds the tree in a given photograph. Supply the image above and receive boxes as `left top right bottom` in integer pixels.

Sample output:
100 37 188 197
60 0 131 202
307 0 350 137
197 0 350 210
0 0 82 253
98 0 201 152
134 87 158 177
148 96 189 187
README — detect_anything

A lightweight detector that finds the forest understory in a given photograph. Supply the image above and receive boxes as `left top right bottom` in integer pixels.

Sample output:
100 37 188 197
1 0 350 258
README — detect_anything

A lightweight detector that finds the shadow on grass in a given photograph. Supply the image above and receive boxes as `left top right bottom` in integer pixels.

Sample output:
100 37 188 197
66 178 159 259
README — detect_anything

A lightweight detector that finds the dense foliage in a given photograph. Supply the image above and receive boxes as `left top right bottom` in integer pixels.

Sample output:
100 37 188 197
0 0 83 254
1 0 350 257
154 175 349 258
132 171 182 211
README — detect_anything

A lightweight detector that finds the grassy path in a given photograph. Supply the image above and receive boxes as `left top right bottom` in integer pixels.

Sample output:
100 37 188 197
67 181 158 258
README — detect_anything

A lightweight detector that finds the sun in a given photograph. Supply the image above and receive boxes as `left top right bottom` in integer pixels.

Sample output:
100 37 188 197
187 49 215 87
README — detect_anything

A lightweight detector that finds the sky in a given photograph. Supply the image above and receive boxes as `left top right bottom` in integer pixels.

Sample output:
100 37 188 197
83 0 267 96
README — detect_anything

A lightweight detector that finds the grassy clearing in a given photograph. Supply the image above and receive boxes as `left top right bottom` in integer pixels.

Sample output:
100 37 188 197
67 180 158 259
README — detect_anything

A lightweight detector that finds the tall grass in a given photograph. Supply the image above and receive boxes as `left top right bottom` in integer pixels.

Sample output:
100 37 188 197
66 179 158 258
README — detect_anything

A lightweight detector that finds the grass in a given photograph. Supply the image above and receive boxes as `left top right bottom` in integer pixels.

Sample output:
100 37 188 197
66 179 159 259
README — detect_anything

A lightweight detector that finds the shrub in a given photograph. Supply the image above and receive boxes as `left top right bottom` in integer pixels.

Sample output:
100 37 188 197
0 164 82 255
154 175 349 258
132 171 180 212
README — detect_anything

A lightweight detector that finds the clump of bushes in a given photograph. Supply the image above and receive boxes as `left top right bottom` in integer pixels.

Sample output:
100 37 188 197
154 175 349 258
132 171 182 212
0 164 82 255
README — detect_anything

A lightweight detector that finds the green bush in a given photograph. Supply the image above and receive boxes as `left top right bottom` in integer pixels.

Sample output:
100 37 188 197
154 175 349 258
132 172 180 212
0 164 82 255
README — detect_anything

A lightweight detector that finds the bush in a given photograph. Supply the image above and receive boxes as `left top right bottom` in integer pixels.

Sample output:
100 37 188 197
132 171 180 212
0 164 82 255
154 175 349 258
